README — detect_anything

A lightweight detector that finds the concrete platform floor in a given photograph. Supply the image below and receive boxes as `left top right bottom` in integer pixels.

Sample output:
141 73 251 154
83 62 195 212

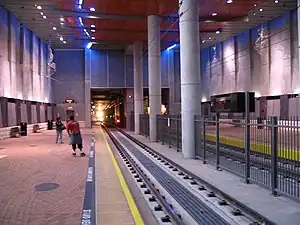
0 127 157 225
0 129 92 225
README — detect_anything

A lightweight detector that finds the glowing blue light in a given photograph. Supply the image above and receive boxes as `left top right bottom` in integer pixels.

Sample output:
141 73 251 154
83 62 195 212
79 17 83 25
167 44 177 51
78 0 83 9
86 42 93 49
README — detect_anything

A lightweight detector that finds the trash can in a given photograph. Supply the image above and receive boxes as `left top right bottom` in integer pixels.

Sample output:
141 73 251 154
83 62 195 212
47 120 53 130
20 122 27 136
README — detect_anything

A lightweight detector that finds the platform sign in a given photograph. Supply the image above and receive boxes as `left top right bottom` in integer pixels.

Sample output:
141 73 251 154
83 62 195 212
65 99 75 104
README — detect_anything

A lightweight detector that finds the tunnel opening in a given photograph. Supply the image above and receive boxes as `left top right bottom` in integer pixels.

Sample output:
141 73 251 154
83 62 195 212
91 89 125 127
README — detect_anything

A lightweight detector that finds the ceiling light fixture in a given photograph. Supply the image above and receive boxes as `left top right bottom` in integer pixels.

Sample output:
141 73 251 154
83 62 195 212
60 17 64 22
60 37 63 41
212 12 217 16
37 5 42 9
90 7 95 12
167 44 177 51
91 37 95 40
209 37 212 40
86 42 93 49
91 24 95 28
60 22 64 25
216 30 220 34
254 4 257 6
274 0 279 3
53 27 57 30
259 8 263 12
63 41 66 44
202 40 205 43
40 12 43 15
91 29 95 32
227 0 233 3
43 15 47 19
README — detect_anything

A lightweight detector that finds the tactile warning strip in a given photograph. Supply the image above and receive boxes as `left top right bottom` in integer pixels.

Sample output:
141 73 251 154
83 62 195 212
114 132 231 225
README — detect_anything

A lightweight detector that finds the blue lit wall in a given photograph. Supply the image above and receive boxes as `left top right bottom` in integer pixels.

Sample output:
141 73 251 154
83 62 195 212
87 50 169 88
0 6 51 102
199 10 298 101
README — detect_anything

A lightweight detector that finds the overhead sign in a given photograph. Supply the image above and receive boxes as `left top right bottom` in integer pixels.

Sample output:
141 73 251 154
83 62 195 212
65 99 75 104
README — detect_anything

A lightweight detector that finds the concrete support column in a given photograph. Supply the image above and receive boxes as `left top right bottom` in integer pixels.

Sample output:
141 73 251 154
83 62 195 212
133 42 144 134
295 0 300 91
148 15 161 142
84 49 92 128
179 0 201 159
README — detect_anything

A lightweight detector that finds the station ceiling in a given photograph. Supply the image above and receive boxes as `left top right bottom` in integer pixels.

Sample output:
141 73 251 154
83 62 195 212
1 0 296 51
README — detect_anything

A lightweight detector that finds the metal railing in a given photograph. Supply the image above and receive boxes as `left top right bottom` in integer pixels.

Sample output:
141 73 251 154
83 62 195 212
139 114 300 200
139 114 149 137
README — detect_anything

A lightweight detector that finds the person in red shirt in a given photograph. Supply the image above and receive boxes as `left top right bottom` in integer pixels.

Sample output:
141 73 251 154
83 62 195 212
67 116 86 157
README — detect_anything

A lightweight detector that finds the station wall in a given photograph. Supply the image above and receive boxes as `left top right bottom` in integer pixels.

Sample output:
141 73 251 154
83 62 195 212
0 6 54 128
168 9 300 117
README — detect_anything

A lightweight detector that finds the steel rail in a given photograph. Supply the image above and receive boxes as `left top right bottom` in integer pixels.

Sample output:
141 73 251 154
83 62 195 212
102 125 185 225
116 127 276 225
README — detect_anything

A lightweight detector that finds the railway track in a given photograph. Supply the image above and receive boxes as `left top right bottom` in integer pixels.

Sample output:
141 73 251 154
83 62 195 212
204 140 300 181
104 124 275 225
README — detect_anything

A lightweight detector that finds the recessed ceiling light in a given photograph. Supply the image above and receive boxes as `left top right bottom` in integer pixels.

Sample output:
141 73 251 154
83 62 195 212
212 12 217 16
53 27 57 30
91 37 95 40
90 7 95 11
63 41 66 44
60 37 63 41
259 8 263 12
60 18 64 22
253 12 256 15
202 40 205 43
209 37 212 40
43 15 47 19
60 22 64 25
216 30 220 34
274 0 279 3
227 0 233 3
37 5 42 9
91 24 95 28
91 29 95 32
40 12 43 15
254 4 257 6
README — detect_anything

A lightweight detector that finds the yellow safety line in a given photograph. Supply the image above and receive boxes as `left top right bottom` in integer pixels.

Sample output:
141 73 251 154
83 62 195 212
100 128 145 225
205 133 300 162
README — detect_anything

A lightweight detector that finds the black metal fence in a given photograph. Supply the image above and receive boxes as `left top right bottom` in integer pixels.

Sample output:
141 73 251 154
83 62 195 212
139 115 149 137
139 114 300 200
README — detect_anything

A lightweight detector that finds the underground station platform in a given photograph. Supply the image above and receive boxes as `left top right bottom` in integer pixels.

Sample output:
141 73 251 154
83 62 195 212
1 121 300 225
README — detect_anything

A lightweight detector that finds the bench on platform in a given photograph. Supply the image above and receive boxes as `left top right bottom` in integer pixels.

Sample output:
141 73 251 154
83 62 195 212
9 127 20 138
33 124 40 133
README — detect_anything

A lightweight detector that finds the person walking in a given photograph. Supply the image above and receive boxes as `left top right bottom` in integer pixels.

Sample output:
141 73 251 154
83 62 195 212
55 117 65 144
67 116 86 157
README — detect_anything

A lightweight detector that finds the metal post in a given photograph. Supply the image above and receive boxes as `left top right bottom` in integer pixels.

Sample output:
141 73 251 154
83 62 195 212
176 117 180 152
168 117 171 148
216 113 220 170
271 116 278 196
203 116 206 164
245 92 251 184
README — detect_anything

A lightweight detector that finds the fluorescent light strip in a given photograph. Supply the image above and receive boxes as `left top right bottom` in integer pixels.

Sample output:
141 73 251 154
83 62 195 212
86 42 93 49
77 0 92 41
167 44 177 51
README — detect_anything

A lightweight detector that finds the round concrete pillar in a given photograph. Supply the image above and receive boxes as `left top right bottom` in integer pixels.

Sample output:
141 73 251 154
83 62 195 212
179 0 201 158
133 42 144 135
148 15 161 142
